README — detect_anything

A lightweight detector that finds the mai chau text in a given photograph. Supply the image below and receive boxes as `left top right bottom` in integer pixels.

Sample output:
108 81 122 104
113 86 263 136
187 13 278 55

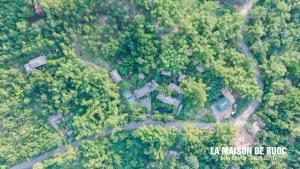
210 147 287 155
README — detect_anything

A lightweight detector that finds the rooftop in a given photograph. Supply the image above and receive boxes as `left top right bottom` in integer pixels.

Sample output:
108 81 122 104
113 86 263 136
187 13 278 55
161 70 171 76
215 98 229 112
109 69 122 83
156 94 180 108
140 97 151 112
34 4 43 14
169 83 183 94
24 55 47 72
123 91 137 107
133 81 157 99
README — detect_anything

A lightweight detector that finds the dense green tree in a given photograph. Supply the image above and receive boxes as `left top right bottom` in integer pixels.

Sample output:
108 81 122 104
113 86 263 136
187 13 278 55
180 77 207 108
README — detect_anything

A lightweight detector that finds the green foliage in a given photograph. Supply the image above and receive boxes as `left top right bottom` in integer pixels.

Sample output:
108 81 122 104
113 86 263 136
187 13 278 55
29 57 125 139
246 0 300 167
234 98 252 117
199 113 217 123
152 114 174 122
41 125 239 168
180 77 207 108
0 68 63 168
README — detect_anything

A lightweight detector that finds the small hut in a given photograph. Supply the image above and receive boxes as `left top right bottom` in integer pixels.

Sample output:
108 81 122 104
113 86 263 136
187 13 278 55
164 150 181 159
109 69 122 83
156 94 180 108
24 55 47 72
161 70 172 76
48 114 63 130
34 4 43 14
169 83 183 94
140 97 151 113
133 81 157 99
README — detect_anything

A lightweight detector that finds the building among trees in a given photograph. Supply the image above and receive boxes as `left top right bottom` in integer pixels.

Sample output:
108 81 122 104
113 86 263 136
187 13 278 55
109 69 122 83
156 94 181 108
34 4 43 14
24 55 47 72
133 81 157 99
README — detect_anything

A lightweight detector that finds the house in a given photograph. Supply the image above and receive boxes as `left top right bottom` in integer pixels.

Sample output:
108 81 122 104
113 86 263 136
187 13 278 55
232 129 255 147
123 91 137 107
211 96 234 122
215 98 230 112
48 114 63 130
221 88 235 105
24 55 47 72
133 81 157 99
109 69 122 83
34 4 43 14
140 97 151 113
169 83 183 94
156 94 180 108
161 70 171 76
164 150 181 159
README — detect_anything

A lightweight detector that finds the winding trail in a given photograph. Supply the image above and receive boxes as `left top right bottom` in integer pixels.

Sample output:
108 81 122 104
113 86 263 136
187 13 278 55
10 1 263 169
233 0 263 127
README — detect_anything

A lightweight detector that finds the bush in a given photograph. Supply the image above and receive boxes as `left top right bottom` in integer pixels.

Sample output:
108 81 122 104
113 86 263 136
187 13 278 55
234 98 251 117
151 114 174 122
199 113 216 123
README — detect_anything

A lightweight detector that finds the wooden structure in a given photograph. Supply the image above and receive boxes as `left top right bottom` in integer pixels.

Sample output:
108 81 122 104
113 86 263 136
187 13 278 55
140 97 151 113
48 114 63 130
24 55 47 72
133 81 157 99
161 70 172 76
156 94 180 108
109 69 122 83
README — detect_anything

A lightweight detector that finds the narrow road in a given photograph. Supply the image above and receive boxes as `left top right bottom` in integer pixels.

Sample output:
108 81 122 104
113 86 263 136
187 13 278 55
11 120 212 169
233 0 263 127
10 1 263 168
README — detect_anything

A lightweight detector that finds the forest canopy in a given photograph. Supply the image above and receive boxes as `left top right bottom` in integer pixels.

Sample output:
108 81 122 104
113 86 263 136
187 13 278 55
0 0 299 168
